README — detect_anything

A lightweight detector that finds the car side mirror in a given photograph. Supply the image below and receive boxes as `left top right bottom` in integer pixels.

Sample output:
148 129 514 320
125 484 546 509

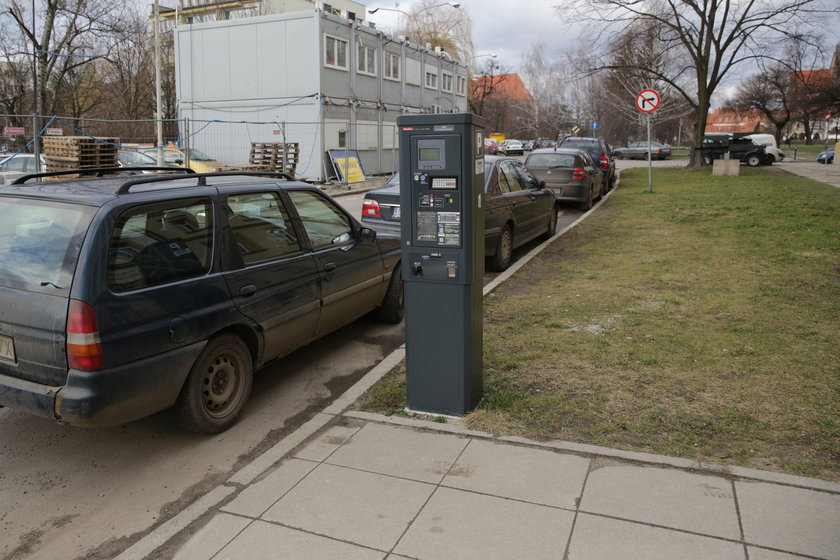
360 227 377 242
538 180 546 189
174 159 184 165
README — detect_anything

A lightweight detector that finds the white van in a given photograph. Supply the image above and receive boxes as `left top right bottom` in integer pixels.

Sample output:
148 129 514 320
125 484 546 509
745 134 785 163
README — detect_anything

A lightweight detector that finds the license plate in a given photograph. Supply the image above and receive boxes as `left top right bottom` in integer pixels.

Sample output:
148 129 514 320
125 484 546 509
0 335 16 362
392 206 401 219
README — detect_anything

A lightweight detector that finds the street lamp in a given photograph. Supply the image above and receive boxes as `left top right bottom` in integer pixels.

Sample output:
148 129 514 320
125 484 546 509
368 2 460 15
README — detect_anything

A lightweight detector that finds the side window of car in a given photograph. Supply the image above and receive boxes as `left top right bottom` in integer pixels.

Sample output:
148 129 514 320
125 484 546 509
3 157 26 172
288 190 354 250
499 161 523 192
227 192 301 265
513 161 539 189
108 199 213 292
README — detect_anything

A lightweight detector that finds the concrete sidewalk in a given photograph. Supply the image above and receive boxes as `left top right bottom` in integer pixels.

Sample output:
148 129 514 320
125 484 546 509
778 160 840 188
113 184 840 560
132 406 840 560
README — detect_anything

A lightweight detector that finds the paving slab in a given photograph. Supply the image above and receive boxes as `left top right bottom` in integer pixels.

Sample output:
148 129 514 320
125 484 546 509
171 513 252 560
567 513 745 560
293 423 363 462
736 481 840 560
580 464 741 539
261 463 434 550
442 438 590 508
222 458 317 518
747 548 816 560
394 486 575 560
213 520 386 560
325 422 469 483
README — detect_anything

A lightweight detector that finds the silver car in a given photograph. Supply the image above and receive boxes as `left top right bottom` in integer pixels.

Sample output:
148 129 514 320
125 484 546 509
0 153 45 184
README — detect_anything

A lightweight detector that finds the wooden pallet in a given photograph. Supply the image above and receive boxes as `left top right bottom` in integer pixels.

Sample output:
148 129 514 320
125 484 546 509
43 136 119 170
248 142 299 174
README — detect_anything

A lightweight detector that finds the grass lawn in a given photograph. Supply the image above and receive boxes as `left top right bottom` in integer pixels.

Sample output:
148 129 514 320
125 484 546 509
358 166 840 482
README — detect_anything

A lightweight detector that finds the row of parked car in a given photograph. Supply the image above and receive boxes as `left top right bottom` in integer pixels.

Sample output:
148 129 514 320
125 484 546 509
361 136 618 275
0 146 224 184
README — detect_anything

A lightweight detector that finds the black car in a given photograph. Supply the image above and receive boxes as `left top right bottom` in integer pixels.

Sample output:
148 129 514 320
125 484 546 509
557 137 616 190
525 148 604 210
0 169 403 433
613 141 672 160
361 156 558 271
700 135 772 166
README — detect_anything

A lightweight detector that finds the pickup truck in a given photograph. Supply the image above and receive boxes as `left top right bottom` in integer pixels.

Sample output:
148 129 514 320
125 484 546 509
700 134 772 167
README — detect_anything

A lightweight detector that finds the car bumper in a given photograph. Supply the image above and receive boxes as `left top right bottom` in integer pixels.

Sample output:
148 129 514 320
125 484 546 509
546 182 589 203
0 341 204 426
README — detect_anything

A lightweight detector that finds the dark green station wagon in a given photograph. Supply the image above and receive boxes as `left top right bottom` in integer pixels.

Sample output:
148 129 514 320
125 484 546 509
0 170 403 433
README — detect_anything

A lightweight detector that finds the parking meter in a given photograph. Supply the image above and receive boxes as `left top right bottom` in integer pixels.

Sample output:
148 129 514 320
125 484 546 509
397 113 486 415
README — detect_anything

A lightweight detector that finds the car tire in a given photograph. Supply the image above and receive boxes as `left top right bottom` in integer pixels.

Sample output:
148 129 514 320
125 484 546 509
615 152 624 160
175 334 253 434
579 186 594 211
767 155 775 164
542 207 558 240
377 266 404 323
703 154 714 166
488 225 513 272
746 154 761 167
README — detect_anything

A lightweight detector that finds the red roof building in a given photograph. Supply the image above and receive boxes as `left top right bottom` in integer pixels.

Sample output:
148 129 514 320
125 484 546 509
705 107 772 134
471 73 532 101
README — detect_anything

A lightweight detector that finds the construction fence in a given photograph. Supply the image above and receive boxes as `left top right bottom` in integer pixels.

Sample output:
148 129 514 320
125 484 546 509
1 114 400 182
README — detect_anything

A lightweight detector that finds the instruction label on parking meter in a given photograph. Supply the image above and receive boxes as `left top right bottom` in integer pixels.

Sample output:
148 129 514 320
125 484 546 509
416 210 461 246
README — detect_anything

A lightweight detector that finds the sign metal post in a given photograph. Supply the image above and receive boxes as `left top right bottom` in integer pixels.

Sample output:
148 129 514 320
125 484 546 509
635 89 661 192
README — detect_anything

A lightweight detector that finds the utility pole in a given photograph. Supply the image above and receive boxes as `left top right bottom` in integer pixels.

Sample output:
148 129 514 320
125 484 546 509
154 0 164 165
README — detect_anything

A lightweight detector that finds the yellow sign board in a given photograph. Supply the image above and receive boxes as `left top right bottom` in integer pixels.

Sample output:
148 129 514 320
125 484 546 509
335 157 366 183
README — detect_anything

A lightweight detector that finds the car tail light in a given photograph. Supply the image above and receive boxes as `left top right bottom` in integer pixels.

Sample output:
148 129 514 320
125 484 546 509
599 155 608 169
67 300 104 371
362 199 381 217
571 167 586 180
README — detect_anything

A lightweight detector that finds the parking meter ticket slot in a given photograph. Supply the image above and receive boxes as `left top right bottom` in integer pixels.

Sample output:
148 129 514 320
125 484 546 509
409 252 460 281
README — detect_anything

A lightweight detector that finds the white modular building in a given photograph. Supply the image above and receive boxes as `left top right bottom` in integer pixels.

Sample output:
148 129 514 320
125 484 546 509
174 8 469 181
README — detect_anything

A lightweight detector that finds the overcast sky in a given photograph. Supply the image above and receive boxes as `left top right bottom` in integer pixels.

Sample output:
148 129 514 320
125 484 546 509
365 0 576 72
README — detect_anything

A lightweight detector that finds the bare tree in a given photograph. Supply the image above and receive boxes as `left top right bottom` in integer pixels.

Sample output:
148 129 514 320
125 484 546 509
559 0 836 166
732 63 791 144
3 0 131 118
399 0 474 63
517 43 572 138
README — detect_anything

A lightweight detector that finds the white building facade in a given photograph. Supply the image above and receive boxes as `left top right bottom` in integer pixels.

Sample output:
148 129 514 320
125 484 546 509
174 8 469 181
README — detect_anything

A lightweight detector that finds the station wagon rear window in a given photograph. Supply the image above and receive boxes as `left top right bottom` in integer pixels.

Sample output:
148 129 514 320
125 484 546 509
0 198 91 289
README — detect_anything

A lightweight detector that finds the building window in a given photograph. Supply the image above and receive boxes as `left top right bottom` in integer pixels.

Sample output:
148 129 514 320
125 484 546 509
442 72 453 93
324 34 348 69
384 52 400 81
456 75 466 96
357 44 376 76
425 70 438 89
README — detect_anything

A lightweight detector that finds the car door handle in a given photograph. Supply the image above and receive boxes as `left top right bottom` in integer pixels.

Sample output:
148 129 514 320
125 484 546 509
324 262 336 272
239 284 257 297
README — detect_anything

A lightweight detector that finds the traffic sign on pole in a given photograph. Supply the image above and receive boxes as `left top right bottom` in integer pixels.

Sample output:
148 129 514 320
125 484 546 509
635 89 661 113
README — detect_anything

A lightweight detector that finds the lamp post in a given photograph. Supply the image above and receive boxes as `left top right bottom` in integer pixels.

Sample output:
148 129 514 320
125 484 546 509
154 0 164 166
31 0 41 172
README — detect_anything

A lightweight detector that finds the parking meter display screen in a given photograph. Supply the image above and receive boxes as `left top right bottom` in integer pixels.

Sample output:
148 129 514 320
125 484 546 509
419 147 440 161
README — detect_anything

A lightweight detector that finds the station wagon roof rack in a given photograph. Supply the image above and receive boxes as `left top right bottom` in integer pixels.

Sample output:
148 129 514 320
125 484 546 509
11 167 196 185
115 171 297 194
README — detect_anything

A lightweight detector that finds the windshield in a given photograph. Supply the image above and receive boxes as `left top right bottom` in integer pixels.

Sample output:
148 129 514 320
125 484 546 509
184 148 215 162
120 150 156 166
0 198 92 289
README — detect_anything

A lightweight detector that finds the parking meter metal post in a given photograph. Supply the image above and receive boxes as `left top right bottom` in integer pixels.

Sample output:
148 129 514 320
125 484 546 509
398 113 486 416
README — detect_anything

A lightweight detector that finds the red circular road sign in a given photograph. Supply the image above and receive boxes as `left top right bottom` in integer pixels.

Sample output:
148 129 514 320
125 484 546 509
635 89 661 113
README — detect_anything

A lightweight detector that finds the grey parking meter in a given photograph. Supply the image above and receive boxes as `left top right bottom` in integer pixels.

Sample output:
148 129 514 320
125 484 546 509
397 113 486 415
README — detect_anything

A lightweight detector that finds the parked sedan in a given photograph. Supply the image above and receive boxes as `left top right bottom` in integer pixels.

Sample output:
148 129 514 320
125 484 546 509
139 146 224 173
557 137 616 190
499 139 524 156
0 153 45 185
525 148 604 210
613 140 672 160
817 148 835 164
361 156 558 271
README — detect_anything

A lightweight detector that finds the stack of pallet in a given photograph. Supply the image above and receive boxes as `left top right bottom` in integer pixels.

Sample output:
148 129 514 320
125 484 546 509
249 142 299 175
43 136 119 178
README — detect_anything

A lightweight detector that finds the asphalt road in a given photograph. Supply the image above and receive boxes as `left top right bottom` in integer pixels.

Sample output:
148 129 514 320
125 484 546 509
0 182 586 560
